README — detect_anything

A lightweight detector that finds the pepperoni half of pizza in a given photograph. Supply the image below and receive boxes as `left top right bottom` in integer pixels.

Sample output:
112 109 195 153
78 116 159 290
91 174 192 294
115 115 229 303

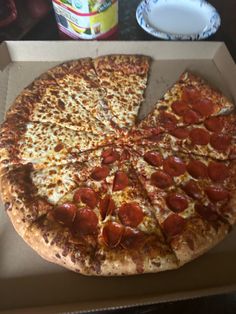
0 55 235 276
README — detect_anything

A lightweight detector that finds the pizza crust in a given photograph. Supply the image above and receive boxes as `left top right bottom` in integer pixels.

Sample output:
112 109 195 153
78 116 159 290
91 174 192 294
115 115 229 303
0 164 53 237
171 216 229 265
23 216 178 276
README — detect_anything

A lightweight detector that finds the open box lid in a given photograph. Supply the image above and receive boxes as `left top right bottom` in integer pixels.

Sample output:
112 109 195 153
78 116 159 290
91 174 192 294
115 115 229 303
0 41 236 314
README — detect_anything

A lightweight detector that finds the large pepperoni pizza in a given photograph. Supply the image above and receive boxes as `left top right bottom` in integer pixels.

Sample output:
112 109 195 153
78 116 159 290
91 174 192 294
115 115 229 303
0 55 236 276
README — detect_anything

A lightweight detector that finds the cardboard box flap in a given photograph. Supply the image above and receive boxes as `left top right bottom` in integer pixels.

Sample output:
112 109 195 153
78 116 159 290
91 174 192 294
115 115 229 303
0 41 226 62
213 43 236 103
0 42 11 71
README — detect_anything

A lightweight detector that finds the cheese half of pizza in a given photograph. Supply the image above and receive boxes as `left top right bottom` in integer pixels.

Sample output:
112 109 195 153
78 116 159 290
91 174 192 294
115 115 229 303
0 55 235 276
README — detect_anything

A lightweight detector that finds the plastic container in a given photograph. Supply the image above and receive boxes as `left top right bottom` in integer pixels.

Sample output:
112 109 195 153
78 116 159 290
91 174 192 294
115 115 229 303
52 0 118 40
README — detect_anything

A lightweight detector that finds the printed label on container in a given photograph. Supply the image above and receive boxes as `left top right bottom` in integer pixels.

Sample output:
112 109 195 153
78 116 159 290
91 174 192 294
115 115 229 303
52 0 118 39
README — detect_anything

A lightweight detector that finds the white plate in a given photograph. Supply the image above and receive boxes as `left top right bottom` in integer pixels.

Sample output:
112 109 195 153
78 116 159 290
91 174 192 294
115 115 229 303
136 0 221 40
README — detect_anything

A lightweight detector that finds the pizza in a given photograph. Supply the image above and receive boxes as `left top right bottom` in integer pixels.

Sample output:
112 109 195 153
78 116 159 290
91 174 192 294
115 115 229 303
128 72 234 141
0 55 235 276
130 113 236 161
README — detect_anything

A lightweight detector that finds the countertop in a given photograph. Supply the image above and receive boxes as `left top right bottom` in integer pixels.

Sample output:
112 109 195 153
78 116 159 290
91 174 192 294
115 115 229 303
22 0 236 63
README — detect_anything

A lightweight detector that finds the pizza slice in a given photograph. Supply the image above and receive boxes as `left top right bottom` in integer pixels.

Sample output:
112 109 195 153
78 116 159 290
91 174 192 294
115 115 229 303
125 72 235 142
23 201 177 276
93 55 150 130
44 160 178 275
0 146 129 237
3 145 178 275
0 116 116 170
0 149 114 238
6 79 115 136
134 116 236 160
127 145 231 265
129 144 236 224
45 58 119 131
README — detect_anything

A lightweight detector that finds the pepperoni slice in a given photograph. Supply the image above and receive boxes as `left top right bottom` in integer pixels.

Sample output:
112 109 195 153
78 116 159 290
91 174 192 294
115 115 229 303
187 160 208 179
166 193 188 213
204 116 225 132
90 166 110 181
99 195 116 220
182 86 199 102
182 109 201 124
171 100 189 116
73 208 98 235
113 171 129 191
189 128 210 145
118 202 144 227
143 151 163 167
170 127 189 139
210 133 231 151
191 99 216 117
208 161 230 182
163 156 186 177
182 180 202 199
102 147 113 158
102 148 120 164
163 214 186 237
195 203 219 221
102 222 124 248
147 133 165 143
205 186 229 202
120 149 130 161
120 227 145 249
151 170 173 189
73 188 98 209
158 112 178 130
54 143 64 152
53 203 77 226
229 147 236 160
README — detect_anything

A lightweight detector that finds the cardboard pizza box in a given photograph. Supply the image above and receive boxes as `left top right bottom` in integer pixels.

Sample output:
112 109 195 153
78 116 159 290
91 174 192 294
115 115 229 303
0 41 236 314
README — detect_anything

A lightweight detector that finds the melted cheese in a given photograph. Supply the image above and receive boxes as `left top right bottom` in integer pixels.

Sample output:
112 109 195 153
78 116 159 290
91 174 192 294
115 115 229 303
18 122 114 168
31 163 81 204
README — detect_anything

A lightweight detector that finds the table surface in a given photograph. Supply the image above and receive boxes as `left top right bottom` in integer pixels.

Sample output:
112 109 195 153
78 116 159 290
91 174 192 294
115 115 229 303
23 0 236 63
5 0 236 313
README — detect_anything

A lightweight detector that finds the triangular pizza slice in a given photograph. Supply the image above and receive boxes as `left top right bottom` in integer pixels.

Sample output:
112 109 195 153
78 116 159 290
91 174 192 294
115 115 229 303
2 145 179 275
93 55 151 130
134 114 236 160
128 144 232 265
0 116 116 170
124 72 234 142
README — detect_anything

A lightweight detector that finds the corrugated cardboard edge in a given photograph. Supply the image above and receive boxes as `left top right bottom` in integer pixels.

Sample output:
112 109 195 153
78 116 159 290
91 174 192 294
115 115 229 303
1 285 236 314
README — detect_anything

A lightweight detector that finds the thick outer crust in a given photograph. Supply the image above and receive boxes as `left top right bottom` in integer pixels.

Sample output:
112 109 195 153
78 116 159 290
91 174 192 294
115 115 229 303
171 216 230 266
48 58 94 79
223 191 236 225
4 58 96 124
1 192 31 238
0 165 52 237
0 69 59 169
0 115 27 169
93 55 151 76
23 218 92 275
23 216 178 276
